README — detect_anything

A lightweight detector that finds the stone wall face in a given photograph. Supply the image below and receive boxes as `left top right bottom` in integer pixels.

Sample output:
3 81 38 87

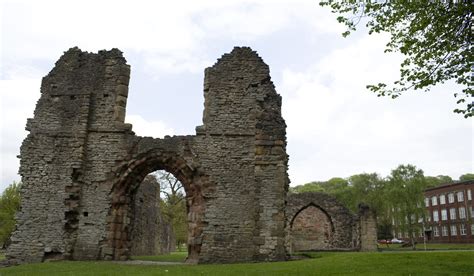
286 192 376 253
291 206 332 251
7 47 289 264
130 175 174 256
358 205 378 251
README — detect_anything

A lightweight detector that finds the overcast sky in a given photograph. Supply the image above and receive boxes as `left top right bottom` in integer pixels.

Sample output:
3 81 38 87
1 0 472 193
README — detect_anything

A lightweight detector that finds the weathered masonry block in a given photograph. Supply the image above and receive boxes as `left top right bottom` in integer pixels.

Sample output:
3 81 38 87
285 192 377 253
7 46 289 264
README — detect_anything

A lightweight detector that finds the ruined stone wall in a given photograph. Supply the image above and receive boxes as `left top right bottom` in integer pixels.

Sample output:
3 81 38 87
286 192 360 253
194 48 288 262
291 206 332 251
129 175 174 256
358 204 377 251
7 48 131 262
8 47 289 264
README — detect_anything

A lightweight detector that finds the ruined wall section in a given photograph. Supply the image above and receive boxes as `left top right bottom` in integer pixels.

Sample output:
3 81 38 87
286 192 358 253
195 47 288 263
130 175 174 256
7 48 131 262
70 50 134 260
291 206 333 251
358 204 377 251
9 46 289 264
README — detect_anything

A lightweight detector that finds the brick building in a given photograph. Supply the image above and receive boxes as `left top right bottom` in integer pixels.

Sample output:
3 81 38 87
423 180 474 243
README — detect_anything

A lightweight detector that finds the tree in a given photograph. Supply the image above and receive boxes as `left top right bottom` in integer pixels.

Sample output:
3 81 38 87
320 1 473 118
0 182 21 248
425 175 453 188
152 171 187 250
459 173 474 181
386 165 427 249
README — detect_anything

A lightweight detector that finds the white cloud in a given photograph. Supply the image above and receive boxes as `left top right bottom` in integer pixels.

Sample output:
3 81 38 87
279 33 473 185
1 0 344 77
125 114 174 138
0 79 40 191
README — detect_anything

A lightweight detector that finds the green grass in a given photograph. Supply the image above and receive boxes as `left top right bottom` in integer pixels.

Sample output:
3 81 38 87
132 251 187 262
1 251 474 275
379 243 474 251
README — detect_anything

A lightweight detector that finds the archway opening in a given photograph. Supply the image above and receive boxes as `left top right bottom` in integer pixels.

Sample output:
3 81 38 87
103 152 205 264
128 170 188 261
290 204 334 252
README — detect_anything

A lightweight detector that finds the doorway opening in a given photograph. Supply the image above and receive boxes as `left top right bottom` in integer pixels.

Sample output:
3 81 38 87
103 152 205 263
129 170 188 262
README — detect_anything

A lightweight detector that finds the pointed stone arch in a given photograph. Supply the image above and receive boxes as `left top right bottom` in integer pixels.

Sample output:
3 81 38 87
286 192 359 252
101 138 207 263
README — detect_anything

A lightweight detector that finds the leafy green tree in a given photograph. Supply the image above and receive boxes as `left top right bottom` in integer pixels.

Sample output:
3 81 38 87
320 1 473 118
459 173 474 181
347 173 385 211
153 171 187 251
290 181 326 194
425 175 453 188
386 164 427 249
0 182 21 248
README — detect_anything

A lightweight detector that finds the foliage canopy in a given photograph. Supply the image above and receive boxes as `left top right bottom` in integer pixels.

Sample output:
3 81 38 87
0 181 21 247
320 1 473 118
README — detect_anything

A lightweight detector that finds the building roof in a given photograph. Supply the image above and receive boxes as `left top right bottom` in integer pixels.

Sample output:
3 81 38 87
424 179 474 192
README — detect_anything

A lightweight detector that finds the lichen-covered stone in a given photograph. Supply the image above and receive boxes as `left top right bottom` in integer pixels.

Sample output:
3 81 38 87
7 46 289 264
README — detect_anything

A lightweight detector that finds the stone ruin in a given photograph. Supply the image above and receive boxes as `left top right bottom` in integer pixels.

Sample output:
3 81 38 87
286 192 377 253
6 46 376 265
130 175 175 256
7 47 289 264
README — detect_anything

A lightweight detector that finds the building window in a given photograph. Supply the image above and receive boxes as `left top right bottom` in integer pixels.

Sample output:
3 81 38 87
439 194 446 205
442 226 448 236
433 226 439 237
450 225 457 236
460 224 467 235
448 193 454 203
468 189 472 201
459 207 466 219
425 197 430 207
450 208 456 220
471 224 474 235
433 210 439 222
457 191 464 202
441 209 447 221
471 206 474 218
431 196 438 206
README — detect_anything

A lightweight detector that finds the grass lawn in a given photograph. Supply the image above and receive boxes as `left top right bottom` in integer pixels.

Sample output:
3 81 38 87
132 251 187 262
379 243 474 251
1 251 474 275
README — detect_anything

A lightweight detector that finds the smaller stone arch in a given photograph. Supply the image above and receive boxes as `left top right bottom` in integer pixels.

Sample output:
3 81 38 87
286 192 359 253
289 203 335 251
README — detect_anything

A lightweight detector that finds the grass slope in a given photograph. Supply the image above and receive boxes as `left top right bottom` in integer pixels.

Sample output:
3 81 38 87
1 251 473 275
132 251 187 262
379 243 474 251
